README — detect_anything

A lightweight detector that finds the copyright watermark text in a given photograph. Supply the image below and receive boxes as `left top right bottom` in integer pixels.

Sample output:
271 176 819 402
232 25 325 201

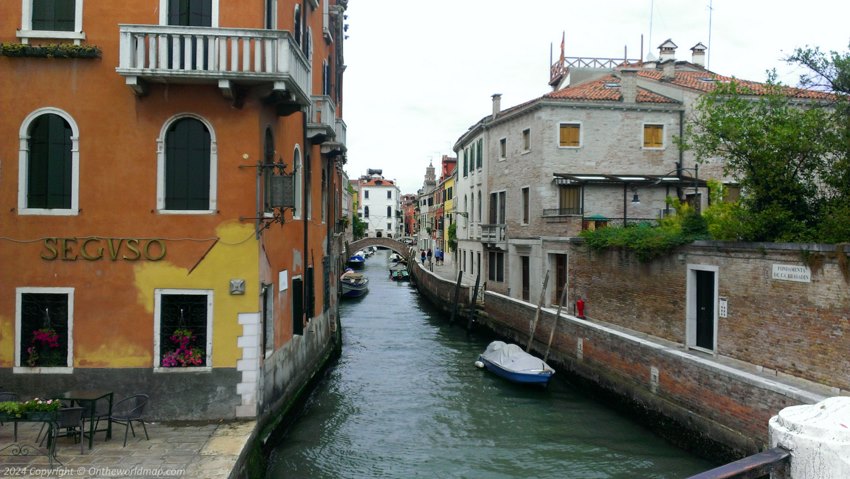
2 465 185 477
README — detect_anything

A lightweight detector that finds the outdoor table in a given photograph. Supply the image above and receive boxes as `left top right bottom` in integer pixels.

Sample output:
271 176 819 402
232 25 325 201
55 390 113 450
0 411 59 467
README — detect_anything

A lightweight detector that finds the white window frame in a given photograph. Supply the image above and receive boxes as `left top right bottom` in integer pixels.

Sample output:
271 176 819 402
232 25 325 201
521 186 530 225
558 121 583 149
18 107 81 216
14 287 75 374
293 145 303 219
642 122 666 150
156 113 218 214
158 0 220 27
18 0 86 44
153 289 214 372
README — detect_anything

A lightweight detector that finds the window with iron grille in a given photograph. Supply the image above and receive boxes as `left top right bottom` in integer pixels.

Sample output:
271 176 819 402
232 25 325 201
17 290 72 369
155 290 211 369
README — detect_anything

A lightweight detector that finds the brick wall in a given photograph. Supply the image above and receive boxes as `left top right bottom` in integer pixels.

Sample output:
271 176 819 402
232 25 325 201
569 241 850 391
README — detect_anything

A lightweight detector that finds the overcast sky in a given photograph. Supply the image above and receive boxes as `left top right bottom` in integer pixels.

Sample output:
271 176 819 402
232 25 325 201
341 0 850 195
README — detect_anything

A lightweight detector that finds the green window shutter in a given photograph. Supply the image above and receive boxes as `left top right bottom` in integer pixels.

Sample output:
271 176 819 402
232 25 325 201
27 114 72 209
168 0 212 26
477 139 483 168
32 0 76 31
165 118 211 210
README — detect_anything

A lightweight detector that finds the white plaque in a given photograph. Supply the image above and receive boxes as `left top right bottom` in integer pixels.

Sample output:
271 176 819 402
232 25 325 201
772 264 811 283
718 297 728 318
279 270 288 291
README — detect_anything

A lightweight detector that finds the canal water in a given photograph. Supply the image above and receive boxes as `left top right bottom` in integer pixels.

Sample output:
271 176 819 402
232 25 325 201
266 249 715 478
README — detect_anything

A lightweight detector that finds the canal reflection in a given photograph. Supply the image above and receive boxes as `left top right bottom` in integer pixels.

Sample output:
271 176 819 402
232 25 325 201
266 249 715 478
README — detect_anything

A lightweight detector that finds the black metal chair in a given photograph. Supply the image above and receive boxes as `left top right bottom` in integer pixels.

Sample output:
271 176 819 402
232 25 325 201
109 394 150 447
39 407 85 455
0 392 20 441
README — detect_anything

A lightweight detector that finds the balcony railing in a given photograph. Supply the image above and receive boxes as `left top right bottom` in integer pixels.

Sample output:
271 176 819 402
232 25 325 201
334 118 347 146
481 224 506 244
116 24 310 105
307 95 336 140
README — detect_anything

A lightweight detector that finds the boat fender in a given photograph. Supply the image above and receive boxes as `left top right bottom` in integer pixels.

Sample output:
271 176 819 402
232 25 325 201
474 360 484 369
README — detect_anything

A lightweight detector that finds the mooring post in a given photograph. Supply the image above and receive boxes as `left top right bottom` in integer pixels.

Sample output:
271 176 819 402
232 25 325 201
544 281 568 363
449 271 463 323
527 270 550 352
466 273 481 331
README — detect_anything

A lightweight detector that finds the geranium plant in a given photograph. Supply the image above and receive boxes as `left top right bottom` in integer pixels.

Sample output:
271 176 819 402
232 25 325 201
161 328 205 367
26 327 64 367
21 398 61 413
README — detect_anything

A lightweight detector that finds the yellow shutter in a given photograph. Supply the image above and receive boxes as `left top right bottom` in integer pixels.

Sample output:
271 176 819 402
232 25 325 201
559 124 580 147
644 124 663 148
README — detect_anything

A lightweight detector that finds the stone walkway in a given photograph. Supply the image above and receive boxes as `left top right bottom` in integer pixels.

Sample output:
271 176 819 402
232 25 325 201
0 419 254 478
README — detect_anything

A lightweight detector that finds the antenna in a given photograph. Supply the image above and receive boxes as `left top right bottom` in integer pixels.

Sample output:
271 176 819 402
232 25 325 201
707 0 713 70
648 0 654 51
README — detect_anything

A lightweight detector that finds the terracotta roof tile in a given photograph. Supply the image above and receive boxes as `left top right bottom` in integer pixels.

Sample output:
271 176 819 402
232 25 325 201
544 74 677 103
637 70 835 99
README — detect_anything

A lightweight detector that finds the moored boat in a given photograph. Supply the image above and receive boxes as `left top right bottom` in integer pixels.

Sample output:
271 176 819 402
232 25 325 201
347 251 366 269
476 341 555 385
340 269 369 298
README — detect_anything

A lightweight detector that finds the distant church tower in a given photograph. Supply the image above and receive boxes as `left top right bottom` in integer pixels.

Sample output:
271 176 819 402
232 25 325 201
423 161 436 191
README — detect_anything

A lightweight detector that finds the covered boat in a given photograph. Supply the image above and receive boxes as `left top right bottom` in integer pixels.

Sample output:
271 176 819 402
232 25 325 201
477 341 555 385
340 269 369 298
347 251 366 269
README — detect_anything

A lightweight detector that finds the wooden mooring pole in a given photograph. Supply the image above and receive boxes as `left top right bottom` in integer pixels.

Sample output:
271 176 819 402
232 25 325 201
449 271 463 323
544 281 568 363
527 270 549 352
466 273 481 331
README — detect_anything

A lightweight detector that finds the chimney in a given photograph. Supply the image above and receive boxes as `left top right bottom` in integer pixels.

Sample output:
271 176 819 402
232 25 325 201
658 39 678 63
661 59 676 81
690 42 707 67
619 68 638 103
492 93 502 119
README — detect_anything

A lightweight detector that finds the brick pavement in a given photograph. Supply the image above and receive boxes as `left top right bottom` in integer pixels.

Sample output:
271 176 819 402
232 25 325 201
0 419 255 478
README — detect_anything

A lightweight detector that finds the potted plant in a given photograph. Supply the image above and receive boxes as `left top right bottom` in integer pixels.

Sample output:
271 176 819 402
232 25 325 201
26 327 64 367
161 328 205 367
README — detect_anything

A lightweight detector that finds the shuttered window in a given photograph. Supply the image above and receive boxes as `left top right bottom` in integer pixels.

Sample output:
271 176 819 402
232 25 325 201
165 118 211 211
558 185 581 215
27 114 72 209
643 124 664 148
559 123 580 147
32 0 76 31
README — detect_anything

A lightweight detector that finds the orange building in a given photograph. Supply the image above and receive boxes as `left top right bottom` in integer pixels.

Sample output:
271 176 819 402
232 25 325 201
0 0 348 421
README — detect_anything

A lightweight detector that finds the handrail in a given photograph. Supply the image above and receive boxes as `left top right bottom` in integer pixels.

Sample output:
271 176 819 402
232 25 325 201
685 447 791 479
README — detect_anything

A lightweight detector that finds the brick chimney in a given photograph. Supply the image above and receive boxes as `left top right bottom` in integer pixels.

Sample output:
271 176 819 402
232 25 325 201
619 68 638 103
492 93 502 119
690 42 707 67
661 59 676 81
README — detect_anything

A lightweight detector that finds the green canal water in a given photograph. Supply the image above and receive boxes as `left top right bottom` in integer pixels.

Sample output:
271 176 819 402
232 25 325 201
266 250 716 478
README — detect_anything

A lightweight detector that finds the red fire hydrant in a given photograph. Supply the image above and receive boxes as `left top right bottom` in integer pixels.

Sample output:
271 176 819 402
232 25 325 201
576 298 586 318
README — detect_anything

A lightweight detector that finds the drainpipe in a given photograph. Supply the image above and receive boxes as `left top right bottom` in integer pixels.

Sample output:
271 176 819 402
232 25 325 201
302 107 310 324
677 109 685 201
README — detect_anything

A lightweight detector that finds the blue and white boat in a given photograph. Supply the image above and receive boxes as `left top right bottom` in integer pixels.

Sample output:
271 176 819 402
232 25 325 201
477 341 555 386
347 251 366 269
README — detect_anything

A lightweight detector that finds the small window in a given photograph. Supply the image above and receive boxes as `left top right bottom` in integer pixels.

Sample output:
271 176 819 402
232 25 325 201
522 129 530 151
559 123 581 148
463 148 469 177
364 190 369 199
477 138 483 168
499 138 507 159
521 187 530 224
643 124 664 149
364 206 369 218
387 190 392 199
488 251 505 282
16 288 73 371
293 146 303 219
154 290 212 370
387 206 392 218
387 223 392 230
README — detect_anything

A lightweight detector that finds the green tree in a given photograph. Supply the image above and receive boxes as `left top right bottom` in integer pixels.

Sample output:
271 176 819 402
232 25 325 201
352 214 367 240
685 73 842 242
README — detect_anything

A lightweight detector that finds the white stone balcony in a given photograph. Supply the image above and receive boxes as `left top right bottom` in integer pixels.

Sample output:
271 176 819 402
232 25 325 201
481 224 506 248
307 95 336 141
116 24 310 106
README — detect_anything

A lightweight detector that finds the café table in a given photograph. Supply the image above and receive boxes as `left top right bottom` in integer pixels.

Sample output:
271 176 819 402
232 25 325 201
54 390 113 450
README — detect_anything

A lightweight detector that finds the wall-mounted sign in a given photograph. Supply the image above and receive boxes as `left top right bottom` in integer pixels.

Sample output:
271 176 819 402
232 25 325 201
718 297 728 318
772 264 811 283
41 237 166 261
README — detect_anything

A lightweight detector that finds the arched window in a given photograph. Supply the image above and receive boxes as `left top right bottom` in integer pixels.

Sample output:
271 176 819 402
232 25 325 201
477 191 482 222
157 114 217 213
18 108 79 215
470 194 474 223
293 145 302 218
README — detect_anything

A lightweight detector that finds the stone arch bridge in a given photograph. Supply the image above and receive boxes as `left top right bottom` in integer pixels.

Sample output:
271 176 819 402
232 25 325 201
347 237 414 258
